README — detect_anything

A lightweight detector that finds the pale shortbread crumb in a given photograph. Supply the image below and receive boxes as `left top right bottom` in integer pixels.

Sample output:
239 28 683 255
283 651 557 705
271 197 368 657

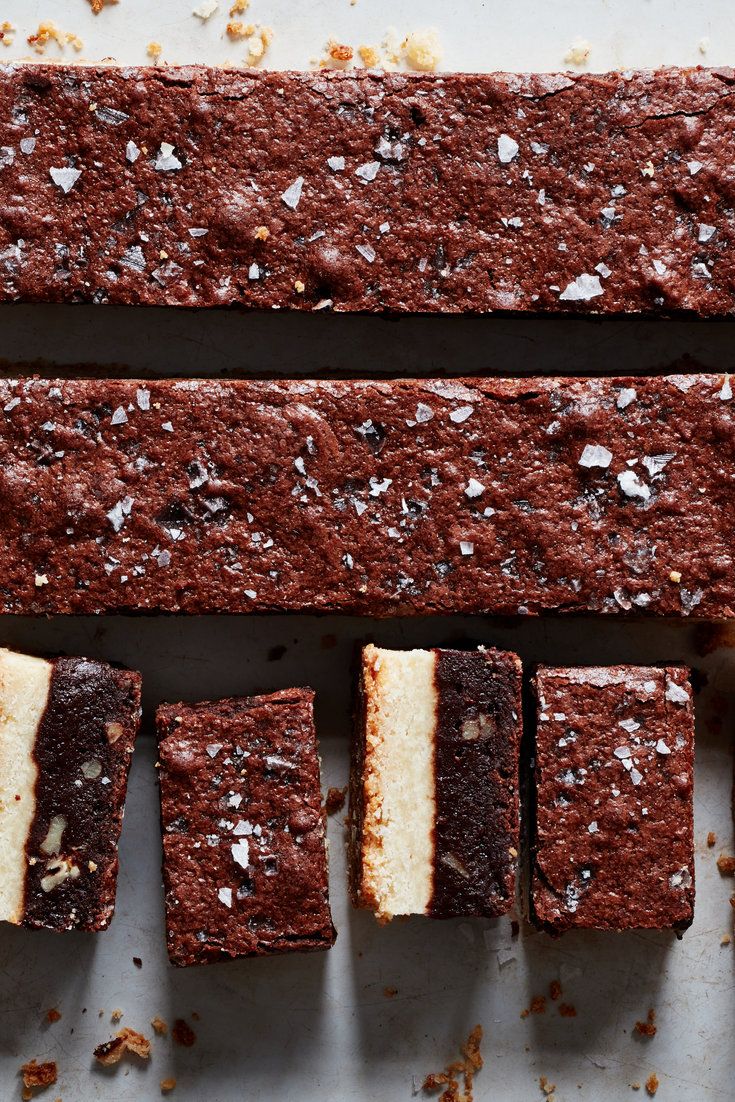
147 41 163 62
193 0 219 19
358 45 381 67
564 38 591 66
403 28 442 71
27 22 84 54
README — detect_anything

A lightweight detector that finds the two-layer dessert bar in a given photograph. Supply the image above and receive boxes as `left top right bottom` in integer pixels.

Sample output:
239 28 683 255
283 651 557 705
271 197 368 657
349 645 522 921
158 688 335 966
0 646 140 931
530 665 695 932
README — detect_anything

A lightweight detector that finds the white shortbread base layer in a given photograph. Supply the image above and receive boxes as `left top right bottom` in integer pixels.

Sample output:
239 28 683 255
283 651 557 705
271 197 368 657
0 648 51 923
360 645 436 920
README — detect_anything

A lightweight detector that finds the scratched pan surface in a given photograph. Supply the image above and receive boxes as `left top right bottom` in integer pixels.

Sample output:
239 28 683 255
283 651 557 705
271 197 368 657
0 2 734 1100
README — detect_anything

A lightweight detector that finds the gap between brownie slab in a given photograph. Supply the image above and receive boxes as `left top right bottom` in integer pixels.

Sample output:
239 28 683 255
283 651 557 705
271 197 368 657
0 614 723 744
0 307 733 379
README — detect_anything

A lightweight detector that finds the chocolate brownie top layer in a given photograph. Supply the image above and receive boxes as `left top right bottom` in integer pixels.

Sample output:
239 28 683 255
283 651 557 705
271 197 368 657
1 64 735 313
531 665 695 932
158 689 335 966
430 648 521 917
1 374 732 617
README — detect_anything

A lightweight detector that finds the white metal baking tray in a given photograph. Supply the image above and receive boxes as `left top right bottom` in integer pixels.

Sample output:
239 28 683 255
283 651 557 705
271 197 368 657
0 2 734 1100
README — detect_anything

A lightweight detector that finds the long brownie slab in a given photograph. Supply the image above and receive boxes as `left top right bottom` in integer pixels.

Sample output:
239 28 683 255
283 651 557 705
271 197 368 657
158 689 335 966
530 665 695 933
1 373 733 617
0 647 140 931
349 645 522 921
1 64 735 313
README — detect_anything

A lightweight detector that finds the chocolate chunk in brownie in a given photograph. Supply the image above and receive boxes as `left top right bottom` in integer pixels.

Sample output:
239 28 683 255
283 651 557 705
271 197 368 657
158 689 335 966
0 646 140 931
1 65 735 314
1 373 733 618
349 645 521 921
530 665 695 933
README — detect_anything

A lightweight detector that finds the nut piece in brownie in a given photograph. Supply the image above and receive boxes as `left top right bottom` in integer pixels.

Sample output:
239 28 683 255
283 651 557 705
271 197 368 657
158 689 335 966
0 647 140 932
530 665 695 933
349 645 522 921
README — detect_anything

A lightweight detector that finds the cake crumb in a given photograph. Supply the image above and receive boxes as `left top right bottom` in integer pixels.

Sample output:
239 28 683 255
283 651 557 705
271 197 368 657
716 853 735 875
326 40 354 68
45 1008 61 1024
160 1080 176 1094
132 956 142 968
403 28 442 72
193 0 219 19
707 831 717 847
147 42 163 62
230 0 249 11
383 986 398 998
645 1073 659 1096
564 39 591 66
521 995 546 1019
20 1060 57 1100
558 1003 577 1018
634 1009 657 1037
172 1019 196 1047
111 1008 123 1023
93 1027 151 1066
669 570 682 583
88 0 119 12
325 786 347 815
549 980 562 1001
721 933 731 946
539 1076 556 1097
0 20 15 45
254 226 270 241
422 1024 483 1101
698 36 710 55
151 1017 168 1036
358 44 381 67
226 20 251 38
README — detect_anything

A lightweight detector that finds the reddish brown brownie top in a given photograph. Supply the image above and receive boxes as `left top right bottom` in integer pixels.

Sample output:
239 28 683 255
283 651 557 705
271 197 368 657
1 64 735 313
531 665 695 932
1 373 733 617
158 689 335 966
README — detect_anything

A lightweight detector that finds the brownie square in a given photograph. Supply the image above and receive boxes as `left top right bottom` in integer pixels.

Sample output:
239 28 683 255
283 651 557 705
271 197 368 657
158 688 335 966
530 665 695 933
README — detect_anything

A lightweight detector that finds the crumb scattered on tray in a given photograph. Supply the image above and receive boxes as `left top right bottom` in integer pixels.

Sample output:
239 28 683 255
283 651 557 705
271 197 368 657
93 1027 151 1066
172 1019 196 1047
422 1024 483 1102
358 44 380 67
521 995 546 1019
539 1076 556 1097
147 41 163 62
707 831 717 847
160 1080 176 1094
151 1017 168 1036
20 1060 57 1100
231 0 249 12
403 28 442 71
634 1009 657 1037
110 1009 123 1023
132 956 142 968
326 786 347 815
193 0 219 18
88 0 118 12
645 1072 659 1096
383 986 398 998
549 980 561 1001
0 21 15 46
558 1003 577 1018
716 854 735 875
721 933 731 946
564 38 591 66
27 22 83 54
45 1009 61 1024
